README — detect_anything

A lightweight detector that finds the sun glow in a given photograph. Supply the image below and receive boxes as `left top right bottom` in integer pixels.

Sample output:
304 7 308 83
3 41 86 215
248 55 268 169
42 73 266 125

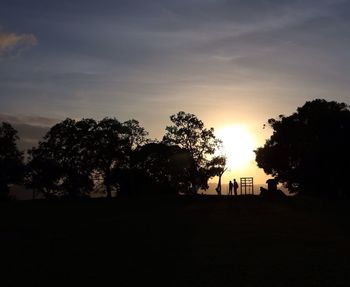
216 125 256 170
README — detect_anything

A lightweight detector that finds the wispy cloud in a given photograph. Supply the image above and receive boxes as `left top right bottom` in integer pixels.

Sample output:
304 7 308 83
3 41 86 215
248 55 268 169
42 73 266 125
0 113 59 150
0 29 37 58
0 0 350 124
0 113 59 127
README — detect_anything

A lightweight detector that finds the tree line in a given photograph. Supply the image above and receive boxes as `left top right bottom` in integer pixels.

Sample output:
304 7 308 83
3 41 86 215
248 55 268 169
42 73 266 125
0 111 226 200
1 99 350 200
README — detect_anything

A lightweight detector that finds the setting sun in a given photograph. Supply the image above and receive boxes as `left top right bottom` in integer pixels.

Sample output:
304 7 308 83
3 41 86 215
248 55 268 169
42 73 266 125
216 125 256 170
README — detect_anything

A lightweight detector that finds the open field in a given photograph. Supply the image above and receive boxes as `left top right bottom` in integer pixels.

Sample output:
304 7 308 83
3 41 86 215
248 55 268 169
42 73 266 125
1 196 350 286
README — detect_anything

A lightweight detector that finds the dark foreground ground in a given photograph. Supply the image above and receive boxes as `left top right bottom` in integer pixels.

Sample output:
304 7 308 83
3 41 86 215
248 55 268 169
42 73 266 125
1 196 350 287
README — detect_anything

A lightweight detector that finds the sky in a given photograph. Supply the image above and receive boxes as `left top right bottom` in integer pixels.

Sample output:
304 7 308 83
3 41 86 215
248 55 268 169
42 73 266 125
1 0 350 185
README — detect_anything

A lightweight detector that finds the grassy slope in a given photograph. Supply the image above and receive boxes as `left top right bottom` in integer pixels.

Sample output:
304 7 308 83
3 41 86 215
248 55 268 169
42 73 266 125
1 196 350 287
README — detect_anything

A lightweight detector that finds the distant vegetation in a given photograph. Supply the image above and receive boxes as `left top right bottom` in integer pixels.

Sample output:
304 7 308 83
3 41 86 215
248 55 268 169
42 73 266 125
0 112 225 200
1 99 350 200
0 122 24 200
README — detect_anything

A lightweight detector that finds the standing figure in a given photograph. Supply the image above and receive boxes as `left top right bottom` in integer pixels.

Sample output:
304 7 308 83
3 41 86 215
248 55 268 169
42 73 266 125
266 178 278 192
233 179 239 196
228 181 233 195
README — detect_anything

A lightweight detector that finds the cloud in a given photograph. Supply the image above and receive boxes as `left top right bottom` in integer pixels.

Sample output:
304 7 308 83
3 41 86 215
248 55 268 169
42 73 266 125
0 113 59 127
0 113 59 150
1 0 350 124
0 30 37 58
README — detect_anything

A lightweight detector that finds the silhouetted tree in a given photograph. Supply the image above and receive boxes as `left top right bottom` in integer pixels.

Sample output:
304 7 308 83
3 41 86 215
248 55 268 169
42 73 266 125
123 119 150 149
26 149 63 199
206 156 227 195
255 99 350 197
131 143 196 195
163 111 222 193
26 117 150 199
0 122 23 200
92 118 131 198
95 118 151 198
26 119 96 198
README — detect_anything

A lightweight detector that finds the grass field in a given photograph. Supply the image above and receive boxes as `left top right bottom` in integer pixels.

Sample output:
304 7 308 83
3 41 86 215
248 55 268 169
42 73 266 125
1 196 350 286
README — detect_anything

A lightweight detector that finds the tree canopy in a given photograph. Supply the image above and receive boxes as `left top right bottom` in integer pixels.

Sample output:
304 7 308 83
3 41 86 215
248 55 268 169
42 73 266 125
131 142 197 194
0 122 23 200
26 118 96 198
26 117 150 198
255 99 350 197
163 111 224 192
22 111 224 198
92 118 149 198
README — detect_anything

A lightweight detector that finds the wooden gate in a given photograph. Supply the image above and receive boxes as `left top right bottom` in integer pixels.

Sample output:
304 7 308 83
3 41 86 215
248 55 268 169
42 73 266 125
240 177 254 195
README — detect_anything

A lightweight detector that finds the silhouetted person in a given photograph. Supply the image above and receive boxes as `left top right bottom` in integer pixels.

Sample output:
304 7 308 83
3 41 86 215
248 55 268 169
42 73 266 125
260 178 285 198
266 178 278 192
228 181 233 195
233 179 239 196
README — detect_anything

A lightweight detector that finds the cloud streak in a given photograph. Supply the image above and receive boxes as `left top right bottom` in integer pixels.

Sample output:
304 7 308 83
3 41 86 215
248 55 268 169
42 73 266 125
0 30 37 58
0 113 59 150
0 0 350 130
0 113 59 127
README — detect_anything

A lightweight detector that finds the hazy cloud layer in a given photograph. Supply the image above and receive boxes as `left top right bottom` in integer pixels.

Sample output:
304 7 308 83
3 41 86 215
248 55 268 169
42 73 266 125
0 0 350 137
0 114 58 150
0 30 37 58
0 113 59 127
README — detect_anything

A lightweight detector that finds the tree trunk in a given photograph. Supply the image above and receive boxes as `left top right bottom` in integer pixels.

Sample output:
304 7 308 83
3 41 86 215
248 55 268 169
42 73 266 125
215 169 226 196
106 183 112 199
105 170 112 199
216 174 222 195
0 182 10 201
